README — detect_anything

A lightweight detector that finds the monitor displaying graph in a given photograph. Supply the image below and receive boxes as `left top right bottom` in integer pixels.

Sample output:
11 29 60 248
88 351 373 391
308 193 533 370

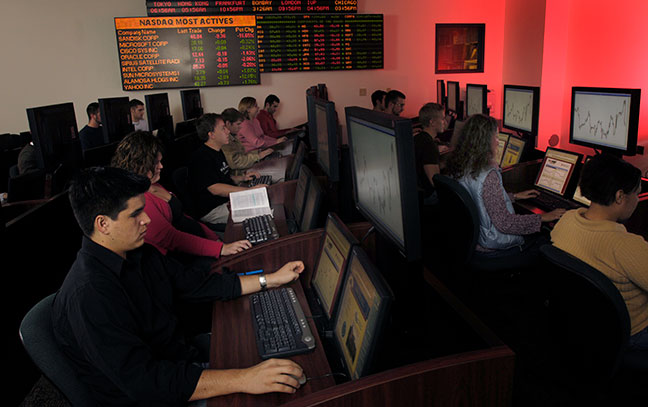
569 87 640 155
503 85 540 134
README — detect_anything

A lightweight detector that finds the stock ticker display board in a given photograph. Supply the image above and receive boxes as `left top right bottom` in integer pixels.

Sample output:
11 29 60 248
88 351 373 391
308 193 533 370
257 14 383 72
146 0 358 16
115 16 260 90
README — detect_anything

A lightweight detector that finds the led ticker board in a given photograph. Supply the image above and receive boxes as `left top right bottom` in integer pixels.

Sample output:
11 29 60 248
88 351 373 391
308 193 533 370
146 0 358 16
257 14 383 72
115 16 259 90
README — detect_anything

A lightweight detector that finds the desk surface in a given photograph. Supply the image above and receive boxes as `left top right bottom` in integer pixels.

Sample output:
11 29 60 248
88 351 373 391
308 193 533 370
208 280 335 407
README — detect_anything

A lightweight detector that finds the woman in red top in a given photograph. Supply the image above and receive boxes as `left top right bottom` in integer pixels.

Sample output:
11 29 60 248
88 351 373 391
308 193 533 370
111 131 251 259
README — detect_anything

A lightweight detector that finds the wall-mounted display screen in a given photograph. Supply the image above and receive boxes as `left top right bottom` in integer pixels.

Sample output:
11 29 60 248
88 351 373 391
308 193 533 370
146 0 358 16
115 16 259 90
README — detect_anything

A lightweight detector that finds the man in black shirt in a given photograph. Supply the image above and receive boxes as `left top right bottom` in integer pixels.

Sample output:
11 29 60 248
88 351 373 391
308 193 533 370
53 167 305 406
385 90 406 116
189 113 265 224
78 102 105 151
413 103 447 204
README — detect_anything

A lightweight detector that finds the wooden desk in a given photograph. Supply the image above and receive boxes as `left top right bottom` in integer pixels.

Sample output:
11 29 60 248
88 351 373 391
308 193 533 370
251 154 294 183
207 228 515 406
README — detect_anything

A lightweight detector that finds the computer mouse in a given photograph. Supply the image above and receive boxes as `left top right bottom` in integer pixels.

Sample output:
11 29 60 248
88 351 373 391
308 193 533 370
284 373 307 386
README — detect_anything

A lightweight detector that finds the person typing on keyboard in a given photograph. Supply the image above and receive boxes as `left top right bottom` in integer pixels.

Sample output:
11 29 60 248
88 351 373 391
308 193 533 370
53 167 307 406
444 114 565 265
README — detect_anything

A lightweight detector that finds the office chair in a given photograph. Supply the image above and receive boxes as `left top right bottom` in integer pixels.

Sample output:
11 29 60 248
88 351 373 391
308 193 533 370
539 244 648 389
19 293 95 406
7 168 46 202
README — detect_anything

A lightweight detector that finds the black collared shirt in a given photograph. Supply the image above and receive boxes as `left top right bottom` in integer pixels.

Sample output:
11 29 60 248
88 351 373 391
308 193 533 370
52 237 241 406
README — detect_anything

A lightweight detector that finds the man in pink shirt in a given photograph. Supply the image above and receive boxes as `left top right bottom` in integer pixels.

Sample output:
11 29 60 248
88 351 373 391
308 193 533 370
238 96 287 152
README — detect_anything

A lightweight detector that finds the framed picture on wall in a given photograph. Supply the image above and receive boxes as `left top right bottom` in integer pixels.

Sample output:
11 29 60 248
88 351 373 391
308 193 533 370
435 24 485 74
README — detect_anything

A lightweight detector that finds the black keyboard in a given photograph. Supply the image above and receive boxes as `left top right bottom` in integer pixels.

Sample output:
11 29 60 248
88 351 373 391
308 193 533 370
243 214 280 245
250 287 316 359
248 175 273 187
527 190 580 211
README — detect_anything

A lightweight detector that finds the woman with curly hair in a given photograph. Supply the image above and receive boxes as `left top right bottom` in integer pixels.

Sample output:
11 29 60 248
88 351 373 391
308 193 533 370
444 114 564 258
237 96 287 152
111 130 251 260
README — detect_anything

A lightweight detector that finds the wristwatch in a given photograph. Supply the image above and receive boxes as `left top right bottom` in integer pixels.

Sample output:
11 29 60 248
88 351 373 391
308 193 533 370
258 274 267 291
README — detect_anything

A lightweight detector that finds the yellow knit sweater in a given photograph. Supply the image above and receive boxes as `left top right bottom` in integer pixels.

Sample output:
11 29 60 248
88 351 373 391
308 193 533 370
551 208 648 335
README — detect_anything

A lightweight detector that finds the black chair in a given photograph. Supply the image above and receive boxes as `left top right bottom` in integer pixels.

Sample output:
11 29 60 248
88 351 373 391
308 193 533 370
7 168 46 202
539 244 648 391
19 293 95 406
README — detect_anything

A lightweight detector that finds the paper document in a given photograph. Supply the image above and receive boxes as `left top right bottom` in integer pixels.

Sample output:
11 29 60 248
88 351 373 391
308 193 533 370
229 187 272 223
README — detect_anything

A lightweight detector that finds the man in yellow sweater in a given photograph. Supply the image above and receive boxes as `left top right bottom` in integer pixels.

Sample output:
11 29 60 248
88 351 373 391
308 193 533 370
551 153 648 350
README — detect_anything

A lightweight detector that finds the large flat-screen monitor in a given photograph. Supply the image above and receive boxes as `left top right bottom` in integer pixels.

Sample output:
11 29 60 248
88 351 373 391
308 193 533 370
286 140 306 181
436 79 446 106
332 246 393 380
446 81 460 115
300 173 324 232
314 98 340 182
569 87 640 156
465 83 488 117
26 103 81 171
345 106 422 261
311 213 359 320
99 97 133 144
145 92 174 139
306 93 318 151
290 164 312 226
180 89 203 121
495 132 509 166
503 84 540 135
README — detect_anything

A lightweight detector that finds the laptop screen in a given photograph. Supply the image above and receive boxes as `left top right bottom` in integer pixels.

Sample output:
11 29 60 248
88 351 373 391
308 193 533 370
495 132 509 165
501 135 525 167
534 148 582 196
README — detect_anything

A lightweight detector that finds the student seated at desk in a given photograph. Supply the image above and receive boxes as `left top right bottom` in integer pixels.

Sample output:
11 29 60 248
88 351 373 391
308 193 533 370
189 113 266 225
256 94 301 139
551 154 648 349
78 102 104 151
414 103 448 205
237 97 287 152
444 114 564 261
111 130 251 260
52 167 307 406
221 108 275 176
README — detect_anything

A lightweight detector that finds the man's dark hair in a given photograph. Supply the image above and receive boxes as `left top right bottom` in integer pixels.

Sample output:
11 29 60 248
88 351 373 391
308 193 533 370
264 94 280 107
195 113 224 142
221 107 245 124
579 153 642 206
371 90 386 108
68 167 150 236
129 99 144 110
385 90 406 107
86 102 99 120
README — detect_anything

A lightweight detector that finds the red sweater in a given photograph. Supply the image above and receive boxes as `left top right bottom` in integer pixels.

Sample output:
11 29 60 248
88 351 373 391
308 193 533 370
144 186 224 257
238 118 278 152
256 109 287 139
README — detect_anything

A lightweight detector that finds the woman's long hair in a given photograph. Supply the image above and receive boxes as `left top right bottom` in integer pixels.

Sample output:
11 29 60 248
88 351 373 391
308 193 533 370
444 114 498 179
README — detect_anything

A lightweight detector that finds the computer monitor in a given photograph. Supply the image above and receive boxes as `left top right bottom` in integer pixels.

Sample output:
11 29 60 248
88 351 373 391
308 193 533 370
99 97 133 144
145 92 174 139
446 81 460 115
534 147 583 197
306 93 318 151
465 83 488 117
500 135 526 168
502 85 540 135
495 132 509 166
300 174 324 232
569 87 640 156
311 213 359 320
572 156 592 206
174 119 198 140
286 140 306 181
345 106 422 262
26 102 81 171
436 79 446 106
332 246 393 380
291 164 312 225
180 89 203 121
314 98 340 182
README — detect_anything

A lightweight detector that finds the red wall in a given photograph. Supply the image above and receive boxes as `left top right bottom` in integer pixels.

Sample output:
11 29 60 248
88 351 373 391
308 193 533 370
540 0 648 172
